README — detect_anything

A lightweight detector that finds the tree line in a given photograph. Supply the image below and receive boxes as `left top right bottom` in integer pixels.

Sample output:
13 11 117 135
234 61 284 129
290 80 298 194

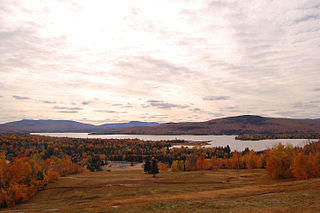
167 141 320 180
235 132 320 140
0 135 232 170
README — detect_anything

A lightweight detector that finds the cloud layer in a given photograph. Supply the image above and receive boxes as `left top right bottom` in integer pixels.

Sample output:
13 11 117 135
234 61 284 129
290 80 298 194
0 0 319 124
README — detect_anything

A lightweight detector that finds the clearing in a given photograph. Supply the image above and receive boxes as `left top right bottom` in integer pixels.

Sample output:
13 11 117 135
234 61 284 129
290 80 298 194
2 165 320 212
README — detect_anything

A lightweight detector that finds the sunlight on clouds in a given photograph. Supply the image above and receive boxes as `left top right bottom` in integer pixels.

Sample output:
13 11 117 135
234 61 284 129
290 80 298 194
0 0 319 123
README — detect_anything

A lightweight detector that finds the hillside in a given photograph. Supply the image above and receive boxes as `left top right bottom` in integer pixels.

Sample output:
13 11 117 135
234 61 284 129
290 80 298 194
0 120 159 133
120 115 320 135
0 120 97 133
1 115 319 134
3 169 320 212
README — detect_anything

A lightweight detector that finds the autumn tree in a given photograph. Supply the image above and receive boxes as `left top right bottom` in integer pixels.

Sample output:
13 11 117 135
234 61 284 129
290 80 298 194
311 152 320 177
266 144 295 179
196 156 205 170
231 151 241 170
246 150 258 169
170 160 180 172
257 153 267 168
292 152 310 180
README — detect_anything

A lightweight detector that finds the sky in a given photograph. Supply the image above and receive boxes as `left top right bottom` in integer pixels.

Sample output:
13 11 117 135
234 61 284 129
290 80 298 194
0 0 319 124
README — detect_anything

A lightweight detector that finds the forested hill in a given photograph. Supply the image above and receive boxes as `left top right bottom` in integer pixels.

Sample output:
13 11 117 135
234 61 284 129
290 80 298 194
120 115 320 135
0 120 159 133
0 115 319 134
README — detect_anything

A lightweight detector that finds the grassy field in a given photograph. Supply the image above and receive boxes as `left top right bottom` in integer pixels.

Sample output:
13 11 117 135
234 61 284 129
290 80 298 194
2 165 320 213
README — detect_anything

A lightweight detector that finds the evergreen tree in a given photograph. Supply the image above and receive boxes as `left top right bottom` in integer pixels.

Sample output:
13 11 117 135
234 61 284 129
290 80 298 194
224 145 231 154
144 158 151 174
151 157 159 177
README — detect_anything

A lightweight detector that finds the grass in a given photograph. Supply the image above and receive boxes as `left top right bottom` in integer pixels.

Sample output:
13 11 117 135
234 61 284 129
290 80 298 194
1 167 320 213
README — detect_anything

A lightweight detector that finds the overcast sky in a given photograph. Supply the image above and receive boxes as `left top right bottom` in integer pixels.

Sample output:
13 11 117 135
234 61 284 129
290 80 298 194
0 0 319 124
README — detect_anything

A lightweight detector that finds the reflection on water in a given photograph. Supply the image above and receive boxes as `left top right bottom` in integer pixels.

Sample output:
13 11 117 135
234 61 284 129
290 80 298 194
31 133 316 152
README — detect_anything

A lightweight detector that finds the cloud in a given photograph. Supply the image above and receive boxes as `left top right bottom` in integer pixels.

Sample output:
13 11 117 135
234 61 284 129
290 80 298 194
293 102 317 109
12 95 30 100
191 108 201 112
123 103 134 108
189 108 224 118
53 106 83 110
112 104 122 106
274 111 300 117
57 111 79 114
41 100 56 104
294 15 319 24
1 1 320 122
94 110 127 114
203 96 230 101
143 100 188 109
79 118 128 124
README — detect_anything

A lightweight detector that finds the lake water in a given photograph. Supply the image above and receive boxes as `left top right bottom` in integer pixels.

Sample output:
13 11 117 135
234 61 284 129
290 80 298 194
31 133 317 152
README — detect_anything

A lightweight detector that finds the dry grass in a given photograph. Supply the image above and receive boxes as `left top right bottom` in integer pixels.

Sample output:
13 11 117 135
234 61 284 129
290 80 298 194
1 167 320 213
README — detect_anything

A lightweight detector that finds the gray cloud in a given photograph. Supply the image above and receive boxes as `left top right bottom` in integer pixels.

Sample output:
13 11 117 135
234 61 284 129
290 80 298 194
12 95 30 100
110 103 133 108
94 110 127 114
41 100 56 104
123 103 134 108
203 96 230 101
82 101 91 105
57 111 79 114
274 111 299 116
191 108 201 112
225 107 236 110
143 100 189 109
79 118 128 124
53 106 83 110
112 104 122 106
294 15 319 24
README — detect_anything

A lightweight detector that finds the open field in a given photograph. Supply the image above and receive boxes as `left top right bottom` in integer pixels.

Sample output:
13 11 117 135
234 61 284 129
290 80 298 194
2 166 320 213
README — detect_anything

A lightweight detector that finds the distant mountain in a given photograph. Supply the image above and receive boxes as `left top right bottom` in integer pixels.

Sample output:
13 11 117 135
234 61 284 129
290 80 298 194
118 115 320 135
1 116 319 135
0 120 159 133
0 120 97 133
98 121 159 129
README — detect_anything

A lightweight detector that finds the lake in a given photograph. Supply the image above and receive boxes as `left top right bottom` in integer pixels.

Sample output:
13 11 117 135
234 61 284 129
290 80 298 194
31 133 317 152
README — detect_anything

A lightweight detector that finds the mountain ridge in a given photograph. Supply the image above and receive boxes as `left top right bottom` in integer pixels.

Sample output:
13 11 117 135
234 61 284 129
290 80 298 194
119 115 320 135
0 115 319 134
0 120 159 133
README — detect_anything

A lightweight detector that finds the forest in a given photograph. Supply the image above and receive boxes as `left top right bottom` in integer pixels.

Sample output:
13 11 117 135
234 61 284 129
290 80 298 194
0 134 320 208
235 132 320 140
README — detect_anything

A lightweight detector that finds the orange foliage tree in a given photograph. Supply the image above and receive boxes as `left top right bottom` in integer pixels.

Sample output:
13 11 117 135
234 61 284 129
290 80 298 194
266 144 295 179
292 152 310 180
